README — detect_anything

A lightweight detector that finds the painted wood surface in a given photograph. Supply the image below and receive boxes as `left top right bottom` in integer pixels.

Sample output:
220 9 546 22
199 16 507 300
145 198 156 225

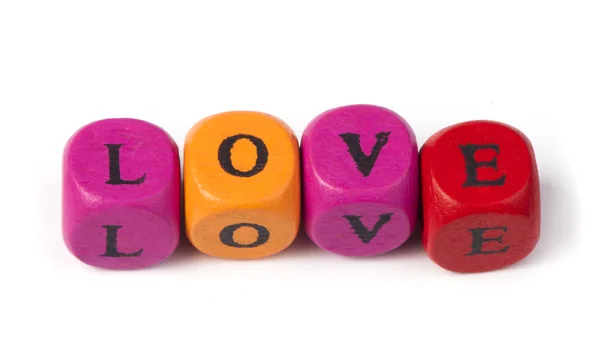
62 118 181 269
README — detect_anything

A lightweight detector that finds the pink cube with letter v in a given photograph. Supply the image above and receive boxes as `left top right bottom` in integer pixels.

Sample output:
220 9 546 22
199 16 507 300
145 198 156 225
301 104 419 256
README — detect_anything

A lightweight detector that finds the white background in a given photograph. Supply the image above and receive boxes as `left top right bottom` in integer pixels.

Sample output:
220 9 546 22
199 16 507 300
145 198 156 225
1 1 597 363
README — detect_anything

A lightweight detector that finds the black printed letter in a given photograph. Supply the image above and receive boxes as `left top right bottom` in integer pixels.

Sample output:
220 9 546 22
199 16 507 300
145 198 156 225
218 134 269 177
465 226 509 256
105 144 146 185
100 225 143 257
460 144 506 187
340 132 391 177
219 223 270 248
343 213 394 243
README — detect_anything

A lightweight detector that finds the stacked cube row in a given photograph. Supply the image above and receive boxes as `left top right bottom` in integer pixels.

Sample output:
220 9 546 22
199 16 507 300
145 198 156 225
62 105 541 273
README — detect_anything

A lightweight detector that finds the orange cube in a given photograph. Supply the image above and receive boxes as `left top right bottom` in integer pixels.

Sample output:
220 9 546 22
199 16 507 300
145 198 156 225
184 111 301 259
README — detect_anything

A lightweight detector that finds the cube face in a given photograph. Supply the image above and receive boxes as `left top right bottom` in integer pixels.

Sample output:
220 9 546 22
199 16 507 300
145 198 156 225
62 118 181 269
302 104 419 256
184 111 300 259
308 202 413 256
420 120 540 273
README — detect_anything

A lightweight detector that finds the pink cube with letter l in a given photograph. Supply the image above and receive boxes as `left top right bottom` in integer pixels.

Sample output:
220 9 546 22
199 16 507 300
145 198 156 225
62 118 181 269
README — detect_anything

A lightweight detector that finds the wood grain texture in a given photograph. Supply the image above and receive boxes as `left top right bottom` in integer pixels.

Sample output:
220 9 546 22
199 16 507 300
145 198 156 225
62 118 181 269
184 111 300 259
420 120 541 273
302 104 419 256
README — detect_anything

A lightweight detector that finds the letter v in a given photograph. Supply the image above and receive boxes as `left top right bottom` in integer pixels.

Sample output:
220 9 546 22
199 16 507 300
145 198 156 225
343 213 394 244
339 132 391 177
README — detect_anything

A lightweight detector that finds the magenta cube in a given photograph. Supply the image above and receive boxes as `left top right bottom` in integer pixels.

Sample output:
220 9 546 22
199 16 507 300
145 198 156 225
301 104 419 256
62 118 181 269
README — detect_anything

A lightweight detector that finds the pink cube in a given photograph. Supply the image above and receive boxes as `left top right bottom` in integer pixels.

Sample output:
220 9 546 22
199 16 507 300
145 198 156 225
62 118 181 269
301 105 419 256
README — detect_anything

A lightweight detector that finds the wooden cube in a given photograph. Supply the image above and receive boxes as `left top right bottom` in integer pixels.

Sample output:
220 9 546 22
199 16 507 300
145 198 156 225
184 111 300 259
302 104 419 256
420 120 541 273
62 118 181 269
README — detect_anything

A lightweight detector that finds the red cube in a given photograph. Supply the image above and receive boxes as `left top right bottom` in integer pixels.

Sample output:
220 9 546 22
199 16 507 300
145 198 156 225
420 120 541 273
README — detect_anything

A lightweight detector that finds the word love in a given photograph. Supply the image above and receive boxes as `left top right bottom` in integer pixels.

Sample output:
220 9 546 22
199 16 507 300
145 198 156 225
61 104 541 273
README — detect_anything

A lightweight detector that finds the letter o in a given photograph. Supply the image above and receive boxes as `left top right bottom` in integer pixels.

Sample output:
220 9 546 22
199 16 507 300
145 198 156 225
219 223 271 248
218 134 269 177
